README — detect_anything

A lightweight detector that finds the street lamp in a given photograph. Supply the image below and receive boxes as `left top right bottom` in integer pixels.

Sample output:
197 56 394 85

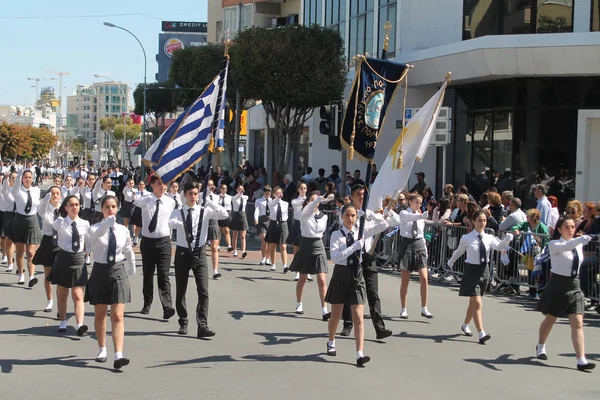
84 138 96 167
103 21 147 179
94 74 128 168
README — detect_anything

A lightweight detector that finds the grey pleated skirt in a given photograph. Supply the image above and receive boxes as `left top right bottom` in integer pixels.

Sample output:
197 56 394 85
230 211 249 231
32 235 59 267
131 206 143 227
537 273 585 318
265 220 289 244
325 263 365 305
218 211 232 227
118 200 135 218
85 261 131 305
459 263 491 297
207 218 221 241
286 219 302 246
11 213 42 244
257 215 270 235
2 210 14 239
49 250 87 288
397 237 428 272
289 237 329 274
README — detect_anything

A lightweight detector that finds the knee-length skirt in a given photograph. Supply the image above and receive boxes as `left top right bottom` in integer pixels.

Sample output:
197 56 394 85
84 261 131 305
79 208 95 223
536 273 585 318
131 206 143 227
325 263 365 305
265 220 289 244
230 211 249 231
118 200 135 219
286 219 302 246
32 235 59 267
207 218 221 241
257 215 270 235
2 210 14 239
11 213 42 244
49 250 87 288
218 211 232 228
397 237 428 272
459 263 490 297
289 237 329 274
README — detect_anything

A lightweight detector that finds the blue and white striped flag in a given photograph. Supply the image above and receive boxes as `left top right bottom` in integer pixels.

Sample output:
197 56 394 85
520 229 537 255
143 61 228 183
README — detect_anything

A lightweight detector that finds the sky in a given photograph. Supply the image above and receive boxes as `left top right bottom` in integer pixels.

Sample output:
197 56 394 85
0 0 208 112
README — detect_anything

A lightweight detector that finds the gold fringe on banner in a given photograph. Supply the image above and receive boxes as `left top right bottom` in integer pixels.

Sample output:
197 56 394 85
208 136 215 153
216 146 224 153
348 56 364 160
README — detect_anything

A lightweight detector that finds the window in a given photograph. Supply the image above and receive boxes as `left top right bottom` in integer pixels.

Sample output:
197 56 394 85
462 0 574 40
592 0 600 31
348 0 374 61
110 86 119 95
304 0 323 26
111 105 121 113
377 0 396 57
111 96 121 104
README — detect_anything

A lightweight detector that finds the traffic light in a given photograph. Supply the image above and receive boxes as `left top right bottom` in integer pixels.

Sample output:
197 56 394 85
319 103 343 150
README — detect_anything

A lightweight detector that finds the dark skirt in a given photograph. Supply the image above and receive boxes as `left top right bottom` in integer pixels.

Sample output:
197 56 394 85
131 206 143 227
218 211 232 228
11 213 42 244
325 263 365 305
84 261 131 305
49 250 87 288
289 237 329 274
32 235 59 267
79 208 96 223
207 218 221 241
118 200 135 218
459 263 490 297
0 211 4 235
397 237 428 272
265 220 289 244
230 211 249 231
537 273 585 318
286 219 302 246
257 215 270 235
2 210 14 239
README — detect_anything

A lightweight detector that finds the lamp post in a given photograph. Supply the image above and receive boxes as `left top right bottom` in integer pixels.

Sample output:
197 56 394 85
94 74 128 168
103 22 147 180
84 138 96 167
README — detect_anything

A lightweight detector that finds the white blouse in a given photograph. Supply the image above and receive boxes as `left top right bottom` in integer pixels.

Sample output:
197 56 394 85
37 196 61 236
267 198 289 222
398 208 429 239
291 196 306 221
169 201 229 248
231 193 249 213
123 187 136 203
1 179 15 212
548 236 591 277
61 185 76 198
330 220 388 265
448 230 513 267
10 184 41 216
92 183 115 206
217 193 232 211
167 192 182 210
253 197 270 221
53 215 91 253
134 193 175 238
88 217 136 275
299 197 328 238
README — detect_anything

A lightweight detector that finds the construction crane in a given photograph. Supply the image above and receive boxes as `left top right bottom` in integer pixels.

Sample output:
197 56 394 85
27 77 55 100
45 71 70 110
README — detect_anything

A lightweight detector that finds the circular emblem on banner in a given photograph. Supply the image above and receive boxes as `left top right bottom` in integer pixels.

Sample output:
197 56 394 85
164 38 184 58
365 91 384 129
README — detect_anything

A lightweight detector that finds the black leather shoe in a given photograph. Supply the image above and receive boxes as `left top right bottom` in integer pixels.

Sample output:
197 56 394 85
242 252 247 259
178 324 188 335
577 362 596 371
113 358 130 370
28 277 38 288
421 312 434 319
163 308 176 320
326 342 336 356
356 356 371 367
461 326 473 337
77 325 88 337
322 312 331 321
227 247 234 252
58 327 67 333
141 304 151 315
376 329 393 340
340 324 352 337
197 326 216 338
478 334 491 345
96 356 107 363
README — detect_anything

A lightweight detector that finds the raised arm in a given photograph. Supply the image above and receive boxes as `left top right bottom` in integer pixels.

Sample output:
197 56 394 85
301 196 322 220
168 208 183 229
490 233 514 251
548 236 591 256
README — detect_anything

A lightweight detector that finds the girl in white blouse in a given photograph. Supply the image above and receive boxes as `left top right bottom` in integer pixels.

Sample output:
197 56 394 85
253 186 272 266
217 183 233 252
286 182 307 277
265 186 290 272
229 185 249 258
85 195 135 370
535 216 595 371
448 210 513 344
1 172 17 274
61 175 76 198
119 178 136 230
92 175 116 222
50 195 91 336
131 181 149 246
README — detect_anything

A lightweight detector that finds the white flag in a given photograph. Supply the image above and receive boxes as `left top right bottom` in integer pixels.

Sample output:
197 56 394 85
367 76 449 212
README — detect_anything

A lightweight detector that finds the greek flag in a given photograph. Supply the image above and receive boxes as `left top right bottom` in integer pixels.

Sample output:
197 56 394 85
520 230 537 255
143 61 228 183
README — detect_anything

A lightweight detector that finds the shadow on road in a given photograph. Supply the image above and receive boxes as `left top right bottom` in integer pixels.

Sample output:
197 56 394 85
228 309 322 322
148 353 354 369
558 352 600 362
464 353 574 372
0 355 117 373
397 331 473 344
0 325 85 341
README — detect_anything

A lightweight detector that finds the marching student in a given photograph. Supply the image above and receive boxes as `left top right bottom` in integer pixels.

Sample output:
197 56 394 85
50 195 91 336
85 195 136 370
119 178 136 232
397 193 433 319
169 181 229 337
202 179 222 279
288 191 330 320
92 174 116 222
229 184 249 259
167 181 183 210
286 182 312 282
217 183 233 252
325 203 388 367
131 181 149 246
535 216 596 371
265 186 289 272
135 175 176 319
447 210 513 344
0 174 5 265
61 175 76 198
1 172 17 273
253 186 272 266
77 173 97 223
9 170 42 287
33 186 62 312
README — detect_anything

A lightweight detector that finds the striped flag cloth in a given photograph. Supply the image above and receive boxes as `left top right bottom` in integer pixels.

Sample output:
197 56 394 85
143 61 228 183
520 230 538 255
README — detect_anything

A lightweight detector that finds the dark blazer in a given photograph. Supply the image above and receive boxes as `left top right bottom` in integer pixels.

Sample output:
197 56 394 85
282 182 297 203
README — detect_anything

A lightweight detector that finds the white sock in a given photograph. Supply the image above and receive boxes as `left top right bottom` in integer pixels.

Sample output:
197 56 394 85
29 276 35 281
401 308 407 314
283 264 288 270
261 257 266 263
59 320 67 329
357 351 364 359
214 269 219 275
421 307 431 315
462 323 472 334
577 357 588 366
76 323 83 330
478 330 487 339
322 307 328 315
114 351 123 361
7 264 13 268
98 347 107 358
266 259 271 263
296 302 302 308
328 339 335 347
537 344 546 354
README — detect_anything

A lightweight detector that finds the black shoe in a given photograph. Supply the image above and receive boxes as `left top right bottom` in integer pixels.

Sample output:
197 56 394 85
77 325 88 337
259 260 265 266
478 334 491 345
58 327 67 333
163 308 175 320
421 312 434 319
227 247 234 252
96 356 107 363
213 272 222 279
326 342 336 356
461 326 473 337
376 329 393 340
178 324 188 335
242 252 247 259
577 362 596 372
197 326 216 338
340 324 352 337
56 312 60 319
28 277 38 288
113 358 130 370
536 349 548 360
322 312 331 321
356 356 371 367
283 266 289 274
141 304 151 315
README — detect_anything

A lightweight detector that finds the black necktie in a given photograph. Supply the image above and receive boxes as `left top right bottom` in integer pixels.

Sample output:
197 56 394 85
67 189 71 196
186 208 194 243
174 196 179 209
346 230 359 266
277 203 282 224
265 200 270 217
52 209 59 246
148 199 161 233
107 227 116 265
412 218 418 238
571 248 579 277
478 234 487 266
315 212 325 220
71 221 80 252
221 196 225 207
24 190 32 214
238 198 243 213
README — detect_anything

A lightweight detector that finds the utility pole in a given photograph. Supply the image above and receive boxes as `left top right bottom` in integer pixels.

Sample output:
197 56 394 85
234 0 243 168
46 71 70 136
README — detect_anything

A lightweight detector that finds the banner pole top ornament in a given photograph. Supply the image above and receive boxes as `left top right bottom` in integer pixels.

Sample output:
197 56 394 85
224 38 231 59
383 21 392 52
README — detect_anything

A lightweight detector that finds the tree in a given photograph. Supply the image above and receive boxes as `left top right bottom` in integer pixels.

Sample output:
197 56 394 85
233 25 347 175
100 116 140 166
133 81 178 142
169 44 247 170
114 120 141 167
0 121 33 160
30 127 57 160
